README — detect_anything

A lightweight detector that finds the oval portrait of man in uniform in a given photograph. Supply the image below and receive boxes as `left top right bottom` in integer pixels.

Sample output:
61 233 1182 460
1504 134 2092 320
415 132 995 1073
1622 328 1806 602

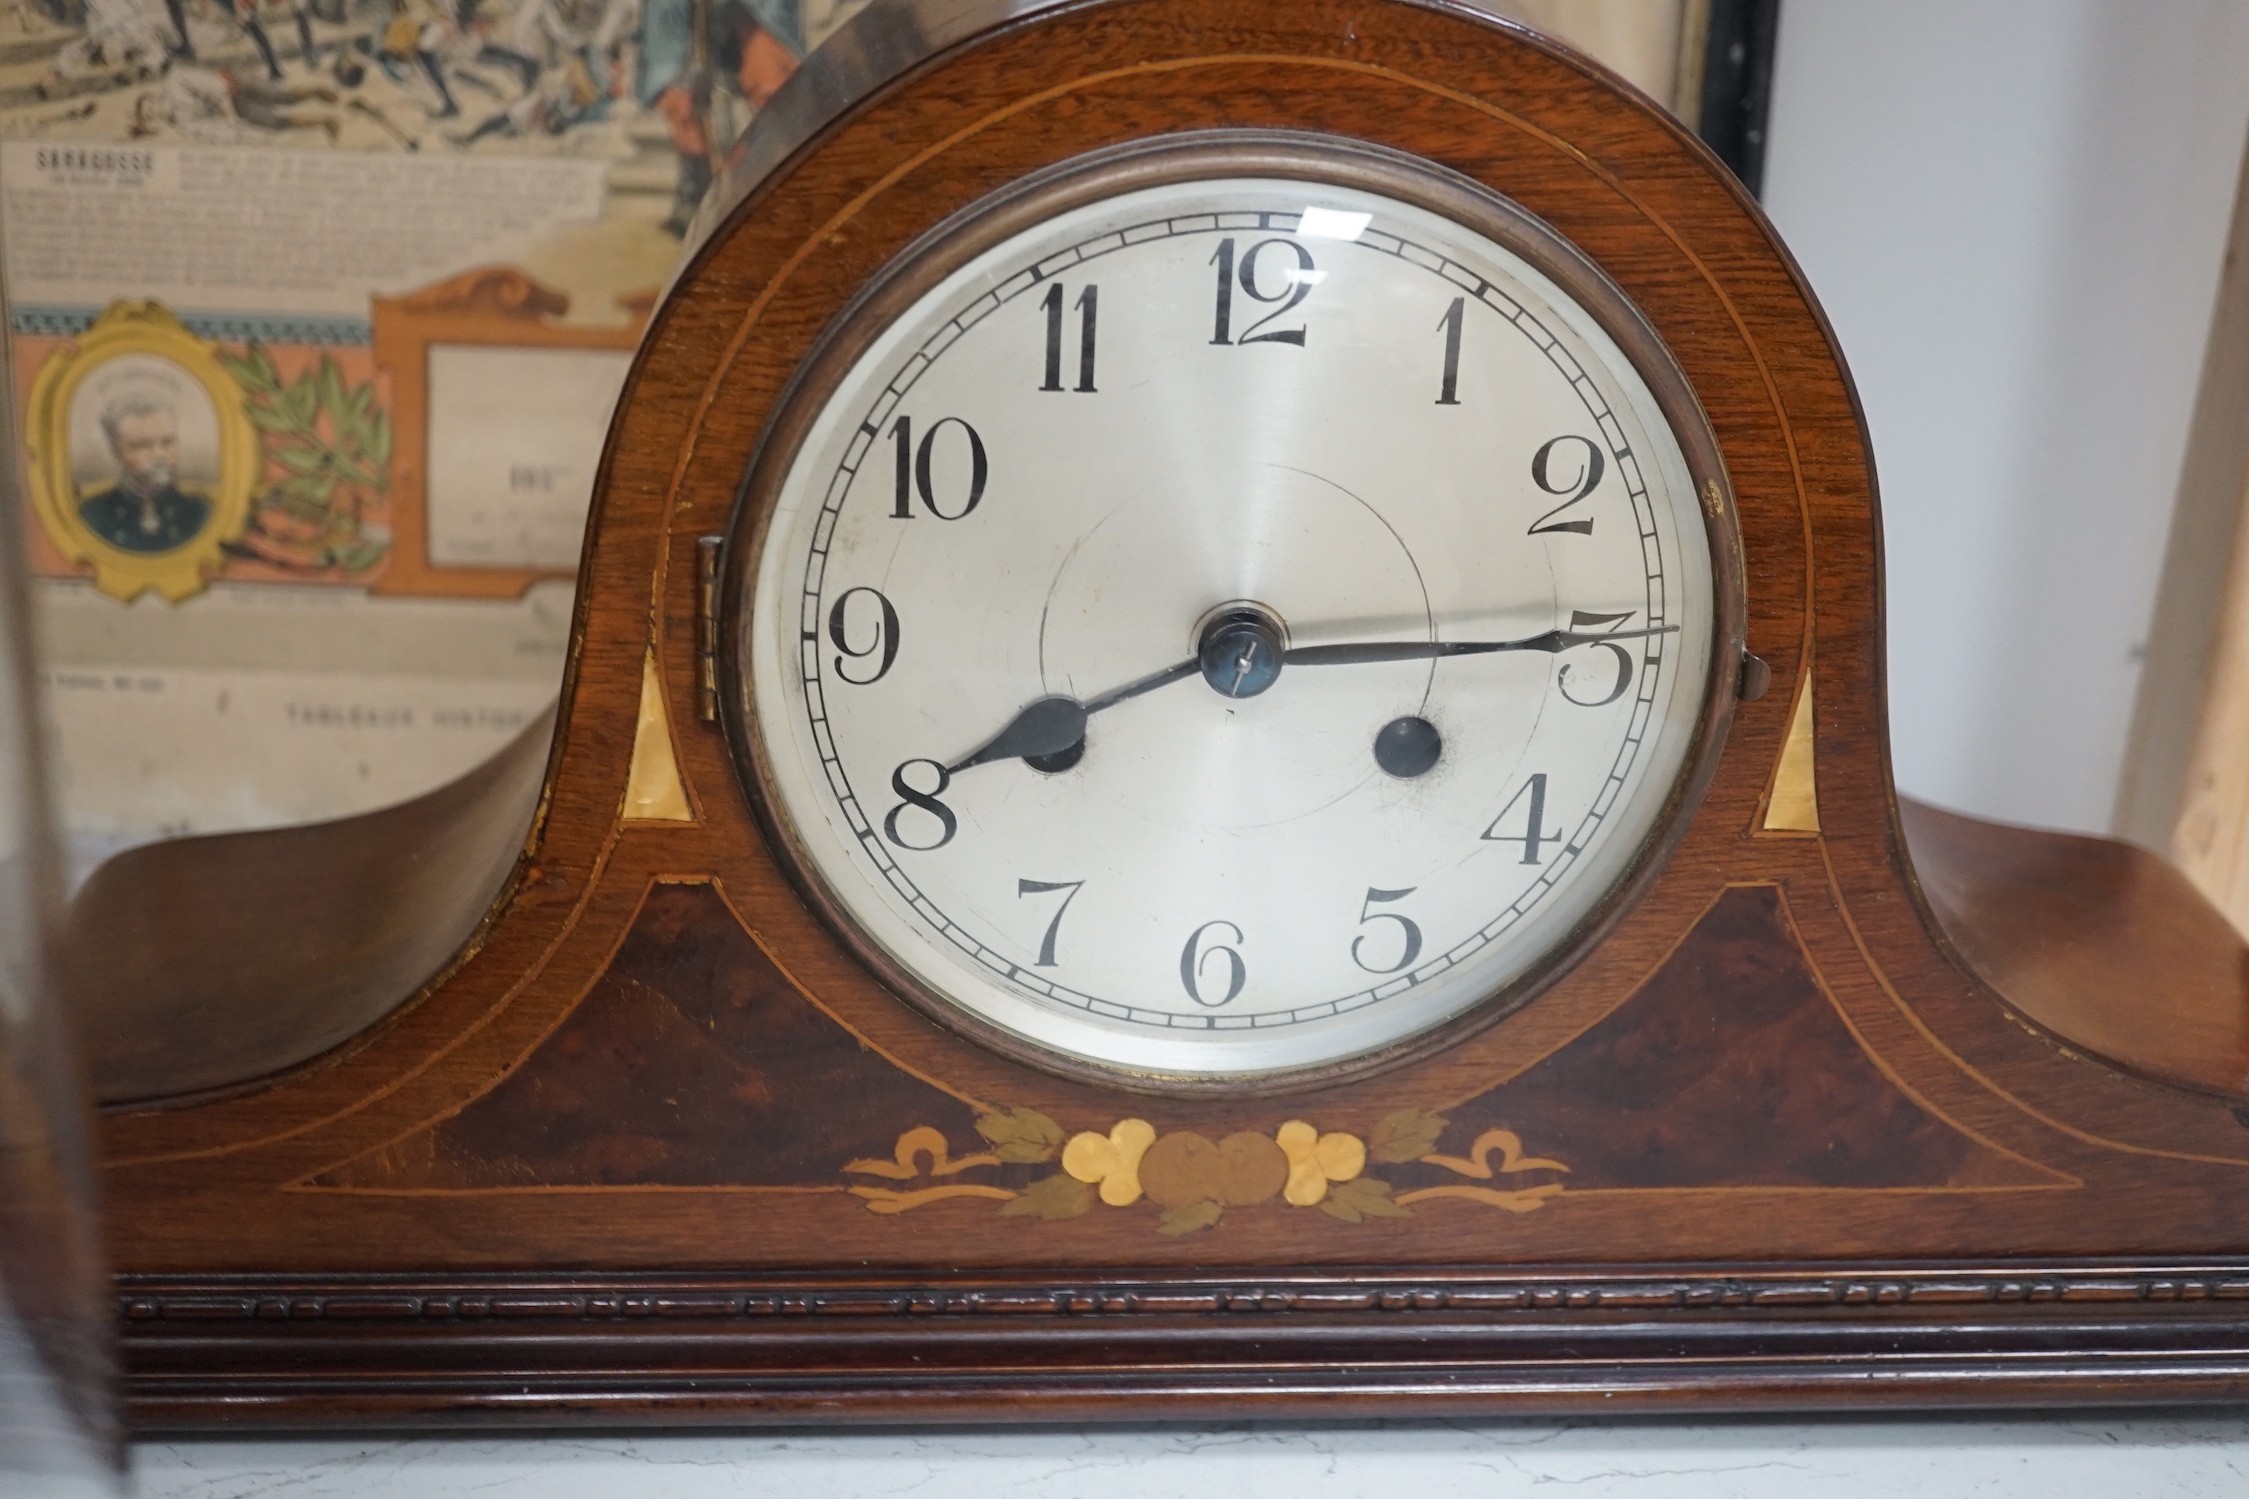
66 353 222 557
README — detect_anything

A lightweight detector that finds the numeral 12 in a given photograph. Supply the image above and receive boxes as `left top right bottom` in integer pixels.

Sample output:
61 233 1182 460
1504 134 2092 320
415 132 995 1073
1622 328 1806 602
1210 237 1313 347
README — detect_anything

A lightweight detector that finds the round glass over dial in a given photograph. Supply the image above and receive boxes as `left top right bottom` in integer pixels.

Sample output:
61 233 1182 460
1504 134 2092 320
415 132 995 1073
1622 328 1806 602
735 138 1735 1083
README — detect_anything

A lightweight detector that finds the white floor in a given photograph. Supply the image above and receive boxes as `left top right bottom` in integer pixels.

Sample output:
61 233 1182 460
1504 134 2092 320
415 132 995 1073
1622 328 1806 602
132 1414 2249 1497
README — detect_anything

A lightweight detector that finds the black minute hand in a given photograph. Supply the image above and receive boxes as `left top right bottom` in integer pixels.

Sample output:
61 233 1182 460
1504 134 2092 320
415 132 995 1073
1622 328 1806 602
1283 623 1678 667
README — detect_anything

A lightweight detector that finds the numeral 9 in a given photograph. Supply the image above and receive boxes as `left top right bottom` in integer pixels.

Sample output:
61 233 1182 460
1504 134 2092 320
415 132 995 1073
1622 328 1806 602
826 586 900 685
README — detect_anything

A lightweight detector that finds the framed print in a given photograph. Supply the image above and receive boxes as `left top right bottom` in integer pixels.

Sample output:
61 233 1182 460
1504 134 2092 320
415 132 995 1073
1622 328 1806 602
24 301 256 603
371 268 646 599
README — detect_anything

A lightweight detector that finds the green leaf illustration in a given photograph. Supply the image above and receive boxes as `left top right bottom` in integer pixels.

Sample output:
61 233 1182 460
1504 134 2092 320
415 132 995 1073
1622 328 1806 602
282 377 318 430
975 1106 1067 1164
1318 1176 1409 1224
331 405 365 457
333 537 389 574
1369 1108 1448 1164
226 338 393 573
271 444 330 477
1156 1199 1223 1237
998 1172 1091 1221
315 353 346 418
219 343 279 395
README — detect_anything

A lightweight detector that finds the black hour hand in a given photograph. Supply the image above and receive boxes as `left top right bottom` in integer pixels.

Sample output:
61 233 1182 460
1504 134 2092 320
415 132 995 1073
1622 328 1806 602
948 657 1202 774
949 694 1089 773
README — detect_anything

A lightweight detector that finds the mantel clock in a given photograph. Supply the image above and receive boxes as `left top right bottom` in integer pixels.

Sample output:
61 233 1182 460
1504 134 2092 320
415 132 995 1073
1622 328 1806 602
86 0 2249 1424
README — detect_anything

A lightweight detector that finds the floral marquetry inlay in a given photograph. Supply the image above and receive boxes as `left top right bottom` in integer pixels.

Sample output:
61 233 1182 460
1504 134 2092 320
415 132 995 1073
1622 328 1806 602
843 1107 1571 1236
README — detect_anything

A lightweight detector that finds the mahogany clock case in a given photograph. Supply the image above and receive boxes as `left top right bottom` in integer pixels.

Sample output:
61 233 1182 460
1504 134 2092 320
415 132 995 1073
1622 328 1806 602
96 0 2249 1426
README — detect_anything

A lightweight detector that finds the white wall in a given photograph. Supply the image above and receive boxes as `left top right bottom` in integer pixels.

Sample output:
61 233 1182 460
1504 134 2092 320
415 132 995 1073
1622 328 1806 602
1762 0 2249 833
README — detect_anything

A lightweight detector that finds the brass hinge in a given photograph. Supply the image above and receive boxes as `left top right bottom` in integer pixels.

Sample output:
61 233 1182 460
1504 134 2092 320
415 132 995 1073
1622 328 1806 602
695 535 721 722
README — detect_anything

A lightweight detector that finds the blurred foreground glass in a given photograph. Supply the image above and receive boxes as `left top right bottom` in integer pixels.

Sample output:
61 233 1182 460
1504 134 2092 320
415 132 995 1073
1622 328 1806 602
0 269 126 1494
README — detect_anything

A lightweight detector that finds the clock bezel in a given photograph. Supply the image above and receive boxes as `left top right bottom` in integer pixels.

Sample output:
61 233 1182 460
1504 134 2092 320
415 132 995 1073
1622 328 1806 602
716 128 1749 1094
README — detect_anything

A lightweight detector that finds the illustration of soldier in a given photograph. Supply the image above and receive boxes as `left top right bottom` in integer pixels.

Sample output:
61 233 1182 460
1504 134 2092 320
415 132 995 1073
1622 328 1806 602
161 0 300 81
128 62 342 140
630 0 802 235
353 0 466 117
447 0 608 146
473 0 585 91
77 389 211 555
34 0 173 96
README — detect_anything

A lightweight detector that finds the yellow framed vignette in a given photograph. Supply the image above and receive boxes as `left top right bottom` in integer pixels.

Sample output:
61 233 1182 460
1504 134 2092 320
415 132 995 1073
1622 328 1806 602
26 302 258 603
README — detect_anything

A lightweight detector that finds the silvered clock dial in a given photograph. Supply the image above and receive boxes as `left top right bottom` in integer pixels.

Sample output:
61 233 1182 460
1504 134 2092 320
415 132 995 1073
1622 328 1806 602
729 134 1741 1084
